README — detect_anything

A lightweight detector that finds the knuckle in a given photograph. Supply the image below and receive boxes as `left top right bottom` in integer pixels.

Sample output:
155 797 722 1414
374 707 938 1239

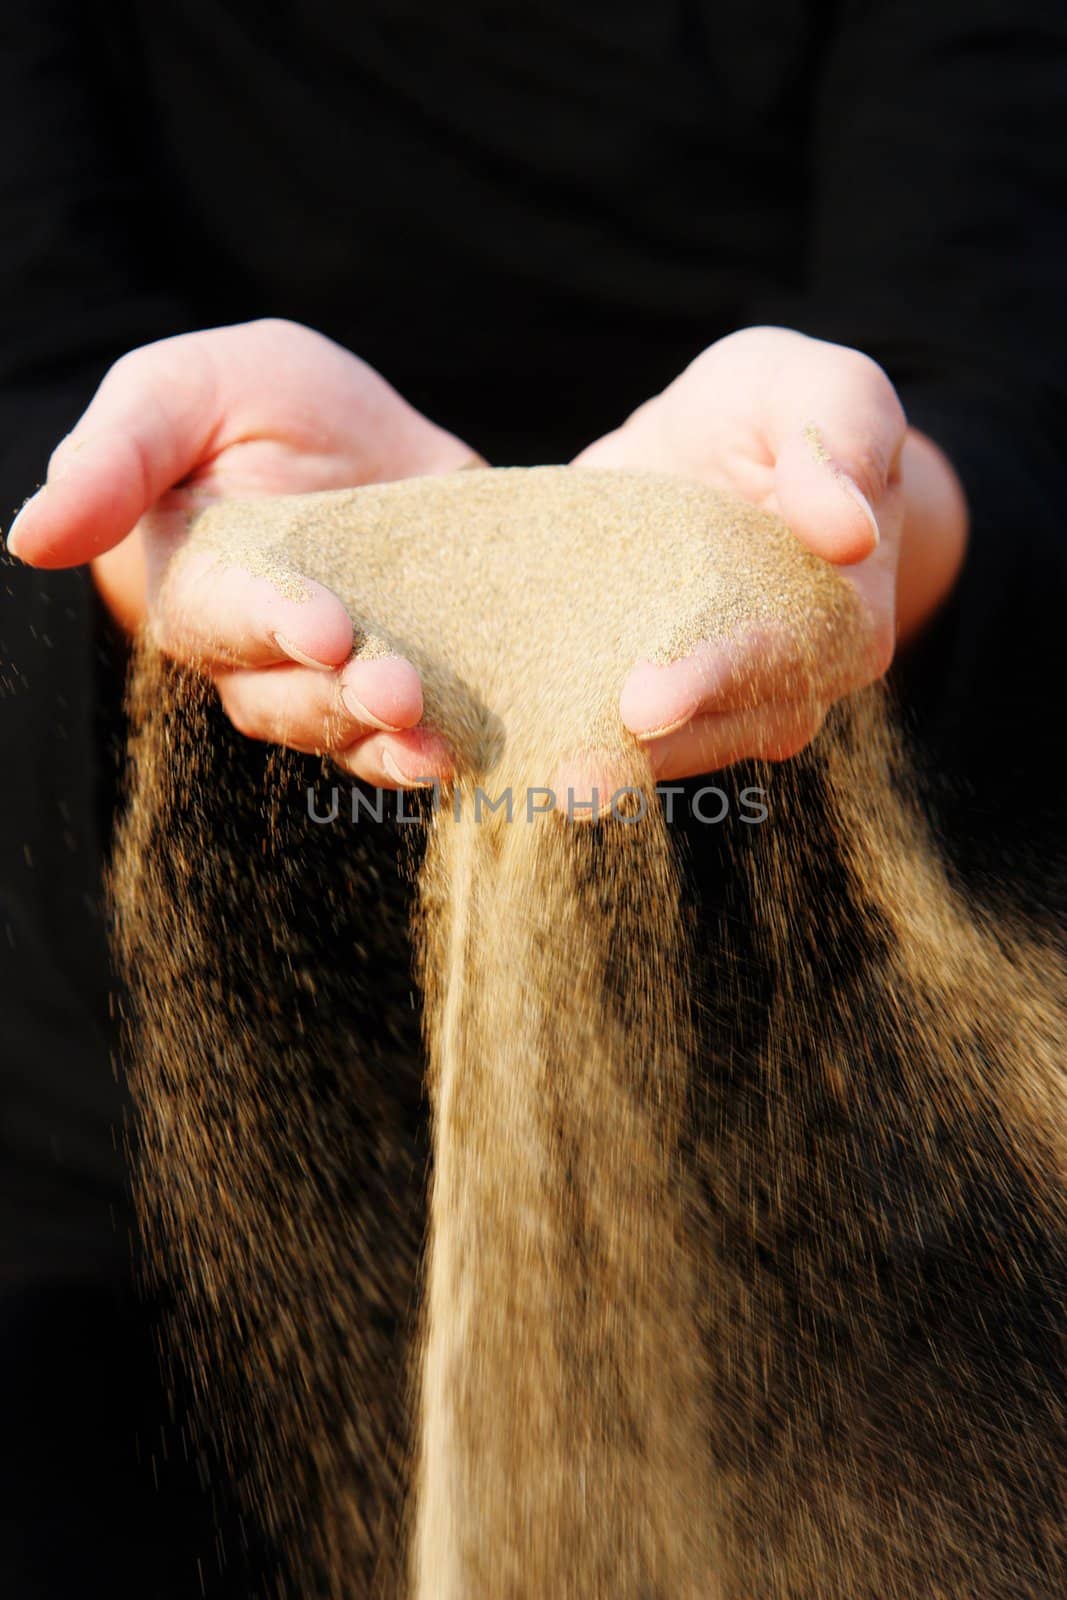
334 743 372 781
831 343 894 404
216 683 263 743
760 704 822 762
252 315 296 336
47 432 78 476
247 315 310 348
229 709 268 744
323 707 362 754
820 348 908 480
842 345 887 387
848 352 907 431
110 337 181 384
145 611 180 658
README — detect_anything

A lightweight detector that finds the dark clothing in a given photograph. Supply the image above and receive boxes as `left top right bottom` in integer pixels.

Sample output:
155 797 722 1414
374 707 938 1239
1 2 1065 1593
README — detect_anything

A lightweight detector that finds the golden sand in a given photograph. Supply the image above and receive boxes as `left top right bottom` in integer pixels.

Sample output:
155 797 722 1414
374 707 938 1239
111 466 1066 1600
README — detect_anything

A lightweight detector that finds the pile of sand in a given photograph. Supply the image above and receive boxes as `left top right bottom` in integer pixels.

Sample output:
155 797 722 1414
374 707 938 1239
111 467 1066 1599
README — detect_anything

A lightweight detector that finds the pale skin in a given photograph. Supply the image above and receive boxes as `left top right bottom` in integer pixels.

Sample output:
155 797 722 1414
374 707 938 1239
5 319 967 788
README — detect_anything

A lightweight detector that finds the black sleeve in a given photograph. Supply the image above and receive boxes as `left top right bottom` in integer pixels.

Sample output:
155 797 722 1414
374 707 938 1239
764 0 1067 904
0 3 193 1277
0 0 195 511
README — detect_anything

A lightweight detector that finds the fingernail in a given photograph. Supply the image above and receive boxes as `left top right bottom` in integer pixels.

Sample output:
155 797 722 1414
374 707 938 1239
6 491 42 560
803 424 879 549
634 711 697 744
271 631 336 671
835 472 880 548
381 750 436 789
340 683 404 733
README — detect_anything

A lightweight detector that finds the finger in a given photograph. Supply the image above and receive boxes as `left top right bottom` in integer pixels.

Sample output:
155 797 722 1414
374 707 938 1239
337 654 424 730
620 626 873 740
621 631 805 736
645 700 826 782
570 394 668 473
152 542 355 669
6 338 219 568
335 727 455 790
770 349 907 565
214 655 424 751
551 699 824 808
550 750 641 821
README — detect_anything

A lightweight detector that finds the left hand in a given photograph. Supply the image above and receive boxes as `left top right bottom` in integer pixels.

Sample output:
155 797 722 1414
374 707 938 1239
573 326 968 779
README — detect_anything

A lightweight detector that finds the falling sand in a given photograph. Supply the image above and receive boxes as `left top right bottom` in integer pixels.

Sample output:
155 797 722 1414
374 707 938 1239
110 467 1067 1599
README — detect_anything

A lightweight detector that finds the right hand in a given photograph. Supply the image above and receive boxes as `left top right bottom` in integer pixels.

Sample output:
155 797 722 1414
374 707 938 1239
4 319 483 788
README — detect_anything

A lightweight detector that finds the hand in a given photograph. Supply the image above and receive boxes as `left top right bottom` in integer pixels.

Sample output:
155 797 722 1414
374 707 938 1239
573 326 968 780
5 319 483 787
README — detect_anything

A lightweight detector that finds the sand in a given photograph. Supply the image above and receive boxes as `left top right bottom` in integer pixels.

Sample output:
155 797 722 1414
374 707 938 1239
110 466 1067 1599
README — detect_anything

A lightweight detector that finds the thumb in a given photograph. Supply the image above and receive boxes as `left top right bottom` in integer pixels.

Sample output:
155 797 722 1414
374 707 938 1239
6 337 218 569
771 364 907 566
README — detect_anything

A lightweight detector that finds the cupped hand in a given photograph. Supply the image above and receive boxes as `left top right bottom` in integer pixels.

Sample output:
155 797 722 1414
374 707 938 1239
573 326 967 781
5 319 483 787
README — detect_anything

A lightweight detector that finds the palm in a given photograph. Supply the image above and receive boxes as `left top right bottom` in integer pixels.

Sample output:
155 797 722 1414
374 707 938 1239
159 325 458 508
